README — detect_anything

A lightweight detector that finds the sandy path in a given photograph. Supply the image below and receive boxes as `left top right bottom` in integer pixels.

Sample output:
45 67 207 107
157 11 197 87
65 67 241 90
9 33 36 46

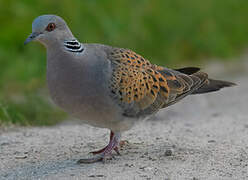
0 67 247 180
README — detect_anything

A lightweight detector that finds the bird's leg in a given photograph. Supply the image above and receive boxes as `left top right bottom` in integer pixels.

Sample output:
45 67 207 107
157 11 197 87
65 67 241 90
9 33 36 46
90 131 118 155
77 131 121 163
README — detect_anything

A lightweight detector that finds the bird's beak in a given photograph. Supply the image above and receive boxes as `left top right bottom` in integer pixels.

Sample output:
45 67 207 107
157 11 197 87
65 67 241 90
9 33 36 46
24 32 41 45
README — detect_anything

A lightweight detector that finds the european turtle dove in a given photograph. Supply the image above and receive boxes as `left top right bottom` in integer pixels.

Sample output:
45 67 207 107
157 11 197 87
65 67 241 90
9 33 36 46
25 15 236 163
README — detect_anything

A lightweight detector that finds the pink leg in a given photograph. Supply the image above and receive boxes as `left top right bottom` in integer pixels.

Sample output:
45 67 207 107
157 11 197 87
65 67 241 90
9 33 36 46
91 131 114 155
77 131 121 163
90 131 122 155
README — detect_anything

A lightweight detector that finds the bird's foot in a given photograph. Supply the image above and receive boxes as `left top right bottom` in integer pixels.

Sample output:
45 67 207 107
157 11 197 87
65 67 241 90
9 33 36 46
77 131 121 164
90 146 121 156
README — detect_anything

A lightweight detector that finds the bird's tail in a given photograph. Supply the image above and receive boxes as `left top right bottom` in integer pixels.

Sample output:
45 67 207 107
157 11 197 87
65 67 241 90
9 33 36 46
191 79 236 95
174 67 236 95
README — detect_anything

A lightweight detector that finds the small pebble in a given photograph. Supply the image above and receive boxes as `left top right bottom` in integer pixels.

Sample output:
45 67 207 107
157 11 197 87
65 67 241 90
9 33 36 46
0 142 9 146
164 149 173 156
125 163 134 167
208 140 216 143
15 155 27 159
88 174 105 178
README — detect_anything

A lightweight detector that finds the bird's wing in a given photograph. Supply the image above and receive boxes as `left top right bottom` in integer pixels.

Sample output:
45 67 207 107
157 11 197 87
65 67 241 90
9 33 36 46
106 47 208 117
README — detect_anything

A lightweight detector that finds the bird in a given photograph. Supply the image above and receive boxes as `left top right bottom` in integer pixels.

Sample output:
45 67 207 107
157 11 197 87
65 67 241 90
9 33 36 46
24 15 236 163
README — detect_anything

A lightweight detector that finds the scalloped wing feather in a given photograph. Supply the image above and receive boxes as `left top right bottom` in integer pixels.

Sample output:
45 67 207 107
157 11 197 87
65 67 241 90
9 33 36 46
107 48 208 117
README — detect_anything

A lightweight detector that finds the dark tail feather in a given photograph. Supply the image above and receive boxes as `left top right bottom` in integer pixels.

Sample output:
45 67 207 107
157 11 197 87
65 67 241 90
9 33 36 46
174 67 200 75
192 79 236 94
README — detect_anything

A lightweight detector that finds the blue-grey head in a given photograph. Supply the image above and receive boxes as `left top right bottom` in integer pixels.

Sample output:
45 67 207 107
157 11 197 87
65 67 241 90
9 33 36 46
24 15 74 47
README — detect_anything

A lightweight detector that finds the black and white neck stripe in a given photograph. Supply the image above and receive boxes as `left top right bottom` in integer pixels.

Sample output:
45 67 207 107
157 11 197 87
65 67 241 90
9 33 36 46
64 39 84 53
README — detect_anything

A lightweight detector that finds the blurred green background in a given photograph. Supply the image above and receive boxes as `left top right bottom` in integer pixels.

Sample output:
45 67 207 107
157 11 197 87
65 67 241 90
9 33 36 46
0 0 248 126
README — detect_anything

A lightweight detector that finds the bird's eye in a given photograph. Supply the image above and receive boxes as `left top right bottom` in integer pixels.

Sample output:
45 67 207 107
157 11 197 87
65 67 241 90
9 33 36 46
46 23 56 32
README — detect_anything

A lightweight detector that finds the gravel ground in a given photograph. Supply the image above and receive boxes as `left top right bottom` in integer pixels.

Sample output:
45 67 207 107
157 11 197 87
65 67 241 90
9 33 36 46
0 62 247 180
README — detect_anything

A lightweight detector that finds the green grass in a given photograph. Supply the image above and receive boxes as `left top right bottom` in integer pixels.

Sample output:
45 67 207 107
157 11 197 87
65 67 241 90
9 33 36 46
0 95 67 126
0 0 248 126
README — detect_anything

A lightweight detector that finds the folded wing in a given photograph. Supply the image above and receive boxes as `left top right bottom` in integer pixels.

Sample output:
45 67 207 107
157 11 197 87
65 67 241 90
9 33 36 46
107 48 212 118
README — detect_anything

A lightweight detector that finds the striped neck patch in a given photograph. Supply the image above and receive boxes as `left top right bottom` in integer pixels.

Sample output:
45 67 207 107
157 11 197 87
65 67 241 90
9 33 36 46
64 39 84 53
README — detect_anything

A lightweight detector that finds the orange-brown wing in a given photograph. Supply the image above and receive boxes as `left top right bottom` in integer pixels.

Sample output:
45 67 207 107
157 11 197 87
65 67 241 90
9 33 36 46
107 48 208 117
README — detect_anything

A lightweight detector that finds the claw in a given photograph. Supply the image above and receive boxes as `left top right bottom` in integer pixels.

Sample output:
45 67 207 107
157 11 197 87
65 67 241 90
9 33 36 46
119 140 129 148
114 147 121 155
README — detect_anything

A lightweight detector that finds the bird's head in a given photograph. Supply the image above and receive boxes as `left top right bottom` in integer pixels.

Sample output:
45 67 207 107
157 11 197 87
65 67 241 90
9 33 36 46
24 15 73 47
